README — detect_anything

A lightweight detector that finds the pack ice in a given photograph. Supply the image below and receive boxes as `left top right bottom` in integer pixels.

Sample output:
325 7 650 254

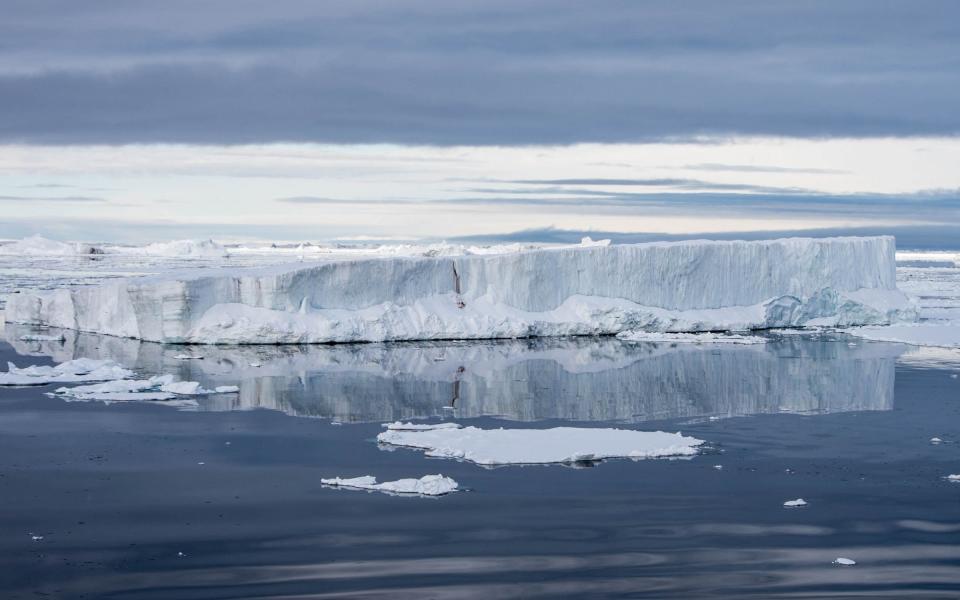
5 236 915 344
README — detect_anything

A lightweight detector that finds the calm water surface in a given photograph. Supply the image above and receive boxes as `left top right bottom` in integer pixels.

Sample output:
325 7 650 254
1 327 960 598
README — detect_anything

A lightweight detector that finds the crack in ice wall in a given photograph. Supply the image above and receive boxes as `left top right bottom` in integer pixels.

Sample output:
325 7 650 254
5 237 914 344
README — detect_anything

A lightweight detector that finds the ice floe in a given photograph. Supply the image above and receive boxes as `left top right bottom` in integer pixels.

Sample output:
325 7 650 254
376 423 704 465
321 474 459 496
19 333 65 342
783 498 808 507
6 236 914 344
945 474 960 482
846 324 960 349
51 374 232 402
617 331 768 344
833 557 856 566
0 358 133 386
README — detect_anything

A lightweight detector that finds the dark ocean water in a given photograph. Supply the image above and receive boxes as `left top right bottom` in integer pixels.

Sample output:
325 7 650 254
1 330 960 599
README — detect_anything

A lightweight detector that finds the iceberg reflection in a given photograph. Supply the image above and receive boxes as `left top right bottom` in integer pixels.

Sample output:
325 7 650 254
5 325 901 423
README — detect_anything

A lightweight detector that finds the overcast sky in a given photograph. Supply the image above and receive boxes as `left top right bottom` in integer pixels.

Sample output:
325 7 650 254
1 1 958 243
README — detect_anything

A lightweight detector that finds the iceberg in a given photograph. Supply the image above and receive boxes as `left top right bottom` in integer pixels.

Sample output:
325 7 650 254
0 235 102 256
376 423 704 466
5 236 914 344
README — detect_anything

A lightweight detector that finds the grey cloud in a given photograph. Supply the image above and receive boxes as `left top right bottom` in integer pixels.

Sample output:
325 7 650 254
0 1 958 144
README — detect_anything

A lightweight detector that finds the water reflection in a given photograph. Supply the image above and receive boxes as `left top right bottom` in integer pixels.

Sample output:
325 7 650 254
4 325 902 424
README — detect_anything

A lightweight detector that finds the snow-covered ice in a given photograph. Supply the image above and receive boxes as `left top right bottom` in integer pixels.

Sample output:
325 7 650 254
376 423 705 465
617 331 768 344
6 236 915 344
945 474 960 482
19 333 65 342
52 374 232 402
846 324 960 349
833 557 856 566
0 235 102 256
0 358 133 386
321 474 459 496
783 498 808 507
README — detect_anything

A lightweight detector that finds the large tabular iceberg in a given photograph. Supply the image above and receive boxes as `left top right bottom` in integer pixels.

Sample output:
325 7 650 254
5 236 914 344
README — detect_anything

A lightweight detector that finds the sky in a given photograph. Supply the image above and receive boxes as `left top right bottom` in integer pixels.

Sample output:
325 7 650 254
1 1 958 244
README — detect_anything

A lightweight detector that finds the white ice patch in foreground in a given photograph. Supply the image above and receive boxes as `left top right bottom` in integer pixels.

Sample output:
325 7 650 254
376 424 704 465
783 498 808 507
846 324 960 349
833 557 856 566
945 474 960 482
617 331 767 344
0 358 133 386
321 474 458 496
52 374 235 402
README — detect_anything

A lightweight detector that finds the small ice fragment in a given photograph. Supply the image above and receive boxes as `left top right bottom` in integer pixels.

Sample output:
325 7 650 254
946 474 960 482
833 557 856 566
847 342 857 347
19 334 65 342
713 465 723 470
783 498 808 507
177 551 185 557
331 421 342 426
30 534 43 541
931 437 943 444
214 385 239 393
224 441 231 445
708 416 721 421
951 374 958 379
383 421 462 431
321 474 458 496
197 462 205 465
249 362 262 368
173 354 203 360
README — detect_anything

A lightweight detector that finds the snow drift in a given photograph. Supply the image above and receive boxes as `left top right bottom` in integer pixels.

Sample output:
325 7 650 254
5 236 914 344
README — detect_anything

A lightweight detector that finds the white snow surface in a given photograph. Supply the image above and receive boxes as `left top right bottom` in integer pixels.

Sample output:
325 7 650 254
617 331 768 344
0 235 102 256
5 236 915 344
0 358 133 386
52 373 228 401
376 423 704 465
321 474 458 496
847 324 960 349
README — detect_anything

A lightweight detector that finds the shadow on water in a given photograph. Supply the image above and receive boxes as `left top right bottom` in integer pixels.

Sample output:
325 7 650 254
2 325 960 598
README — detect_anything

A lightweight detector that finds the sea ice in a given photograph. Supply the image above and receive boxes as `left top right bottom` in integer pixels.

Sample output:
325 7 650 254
173 354 204 360
0 235 101 256
6 236 915 344
946 474 960 482
321 474 459 496
617 331 767 344
53 373 225 402
833 557 856 566
783 498 808 507
846 324 960 349
214 385 239 393
0 358 133 386
19 333 65 342
376 423 704 465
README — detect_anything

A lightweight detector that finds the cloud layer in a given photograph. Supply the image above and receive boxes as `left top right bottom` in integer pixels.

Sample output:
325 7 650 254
2 1 958 144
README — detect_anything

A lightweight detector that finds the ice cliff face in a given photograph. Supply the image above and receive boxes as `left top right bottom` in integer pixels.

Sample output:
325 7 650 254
5 236 915 344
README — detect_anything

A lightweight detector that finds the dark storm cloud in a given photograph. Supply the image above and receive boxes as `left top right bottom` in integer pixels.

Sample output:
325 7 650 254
0 0 958 144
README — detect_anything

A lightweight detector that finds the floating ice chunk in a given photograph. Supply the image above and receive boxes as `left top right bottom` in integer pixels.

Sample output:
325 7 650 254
0 358 133 386
931 437 943 444
783 498 808 507
54 373 214 403
713 465 723 470
18 334 65 342
214 385 239 393
30 534 43 541
833 557 856 566
248 362 262 368
173 354 203 360
383 421 462 431
321 474 458 496
617 331 768 344
946 474 960 482
377 424 704 466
